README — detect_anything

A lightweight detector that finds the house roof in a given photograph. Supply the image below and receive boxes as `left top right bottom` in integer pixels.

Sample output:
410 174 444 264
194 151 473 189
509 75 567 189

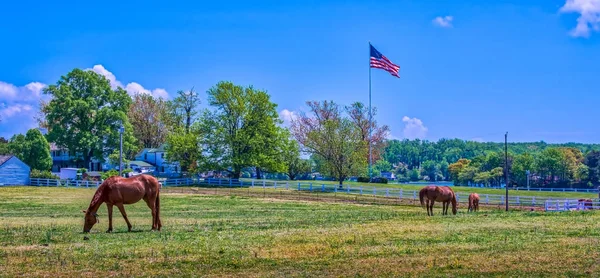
135 148 153 158
129 160 155 167
0 155 13 166
148 144 167 153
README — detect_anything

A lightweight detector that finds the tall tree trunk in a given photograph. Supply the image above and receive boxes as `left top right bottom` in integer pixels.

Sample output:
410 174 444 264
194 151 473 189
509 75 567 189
256 167 262 179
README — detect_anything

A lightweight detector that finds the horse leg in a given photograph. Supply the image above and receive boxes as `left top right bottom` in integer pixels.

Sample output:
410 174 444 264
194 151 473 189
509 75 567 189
442 202 447 215
106 203 114 233
144 197 158 231
116 203 133 232
429 201 434 216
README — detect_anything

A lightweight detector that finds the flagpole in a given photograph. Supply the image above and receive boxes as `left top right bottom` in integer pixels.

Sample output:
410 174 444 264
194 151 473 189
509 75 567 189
368 42 373 182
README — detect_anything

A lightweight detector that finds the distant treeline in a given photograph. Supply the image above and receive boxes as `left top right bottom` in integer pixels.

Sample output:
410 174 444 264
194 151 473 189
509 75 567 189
379 139 600 188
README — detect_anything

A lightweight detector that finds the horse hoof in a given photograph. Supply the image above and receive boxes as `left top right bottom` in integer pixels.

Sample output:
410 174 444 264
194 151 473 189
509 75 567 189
106 230 112 233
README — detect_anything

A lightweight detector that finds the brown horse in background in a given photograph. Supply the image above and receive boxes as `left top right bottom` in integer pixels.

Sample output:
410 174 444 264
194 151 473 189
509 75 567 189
468 193 480 212
578 198 594 210
82 174 162 233
419 186 457 216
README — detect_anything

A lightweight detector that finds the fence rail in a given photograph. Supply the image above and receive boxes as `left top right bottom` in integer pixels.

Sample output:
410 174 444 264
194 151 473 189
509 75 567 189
16 177 599 209
545 199 600 211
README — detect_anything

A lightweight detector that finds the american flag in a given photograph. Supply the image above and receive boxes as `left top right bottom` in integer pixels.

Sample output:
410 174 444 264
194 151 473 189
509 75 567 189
370 44 400 78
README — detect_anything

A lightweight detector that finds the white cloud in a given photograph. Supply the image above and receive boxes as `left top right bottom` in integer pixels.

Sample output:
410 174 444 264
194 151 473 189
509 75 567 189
279 109 298 126
0 81 47 101
402 116 428 139
432 16 454 28
560 0 600 37
0 104 33 118
87 65 169 99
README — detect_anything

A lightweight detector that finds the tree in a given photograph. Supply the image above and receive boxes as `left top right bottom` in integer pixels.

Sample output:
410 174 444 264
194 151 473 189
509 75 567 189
345 102 389 163
448 158 471 184
199 81 284 178
128 93 172 148
511 153 535 186
291 101 367 186
42 68 137 168
421 160 440 181
280 137 312 180
409 169 420 181
22 129 52 171
0 137 8 155
373 159 392 177
8 134 28 160
165 128 201 173
584 151 600 184
473 171 491 187
535 148 563 185
171 88 201 133
108 149 130 169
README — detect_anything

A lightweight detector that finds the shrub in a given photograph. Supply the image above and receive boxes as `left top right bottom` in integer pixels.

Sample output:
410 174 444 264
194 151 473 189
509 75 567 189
357 177 370 183
372 177 388 184
30 169 59 179
101 170 120 180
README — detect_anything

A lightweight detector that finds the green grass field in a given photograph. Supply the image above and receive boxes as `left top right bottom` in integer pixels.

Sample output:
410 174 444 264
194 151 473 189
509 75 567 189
1 187 599 277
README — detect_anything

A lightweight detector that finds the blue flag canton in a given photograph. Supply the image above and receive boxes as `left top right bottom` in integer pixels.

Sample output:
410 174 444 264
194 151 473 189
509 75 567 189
370 44 383 59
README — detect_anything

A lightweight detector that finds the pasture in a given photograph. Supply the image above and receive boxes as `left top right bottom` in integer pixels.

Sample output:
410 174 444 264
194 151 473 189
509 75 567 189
1 187 599 277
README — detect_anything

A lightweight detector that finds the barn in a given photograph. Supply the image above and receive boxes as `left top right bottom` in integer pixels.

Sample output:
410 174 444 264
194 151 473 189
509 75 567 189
0 155 31 186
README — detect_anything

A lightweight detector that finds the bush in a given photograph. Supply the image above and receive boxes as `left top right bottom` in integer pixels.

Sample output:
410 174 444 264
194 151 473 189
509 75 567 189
357 177 370 183
30 169 59 179
372 177 388 184
101 170 120 180
356 176 388 184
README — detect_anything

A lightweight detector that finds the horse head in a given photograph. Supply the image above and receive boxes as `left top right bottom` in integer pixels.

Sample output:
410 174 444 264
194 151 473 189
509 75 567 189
82 210 99 233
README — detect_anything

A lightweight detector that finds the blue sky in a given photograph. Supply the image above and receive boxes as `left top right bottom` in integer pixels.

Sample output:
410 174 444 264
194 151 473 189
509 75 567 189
1 0 599 143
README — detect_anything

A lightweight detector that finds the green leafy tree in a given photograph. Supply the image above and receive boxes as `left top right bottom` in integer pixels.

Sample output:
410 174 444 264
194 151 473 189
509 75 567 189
8 134 27 159
108 149 130 169
199 81 284 178
584 151 600 184
511 153 535 186
421 160 440 181
281 137 312 180
22 129 52 171
165 127 201 173
42 68 136 168
409 169 420 181
473 171 491 187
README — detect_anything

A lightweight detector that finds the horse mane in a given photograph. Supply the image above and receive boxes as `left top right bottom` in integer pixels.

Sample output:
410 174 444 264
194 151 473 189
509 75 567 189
86 177 114 213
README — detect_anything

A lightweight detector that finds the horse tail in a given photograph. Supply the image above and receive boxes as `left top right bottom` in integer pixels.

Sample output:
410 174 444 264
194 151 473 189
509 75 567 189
451 192 458 214
419 188 426 208
155 190 161 230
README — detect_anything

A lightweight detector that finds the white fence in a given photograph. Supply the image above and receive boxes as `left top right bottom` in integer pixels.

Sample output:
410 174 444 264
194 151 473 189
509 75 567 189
29 178 102 187
545 199 600 211
19 177 599 209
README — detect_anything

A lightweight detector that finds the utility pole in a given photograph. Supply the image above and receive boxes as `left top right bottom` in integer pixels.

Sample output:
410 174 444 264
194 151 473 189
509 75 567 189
526 170 530 190
505 132 509 212
119 123 124 177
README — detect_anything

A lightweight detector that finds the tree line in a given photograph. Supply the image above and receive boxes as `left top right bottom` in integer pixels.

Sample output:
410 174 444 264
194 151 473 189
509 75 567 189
380 139 600 188
2 67 600 188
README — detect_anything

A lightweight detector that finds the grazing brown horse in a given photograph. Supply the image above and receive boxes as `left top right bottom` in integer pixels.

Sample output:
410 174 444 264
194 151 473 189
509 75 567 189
468 193 480 212
82 174 162 233
578 198 594 210
419 186 457 216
